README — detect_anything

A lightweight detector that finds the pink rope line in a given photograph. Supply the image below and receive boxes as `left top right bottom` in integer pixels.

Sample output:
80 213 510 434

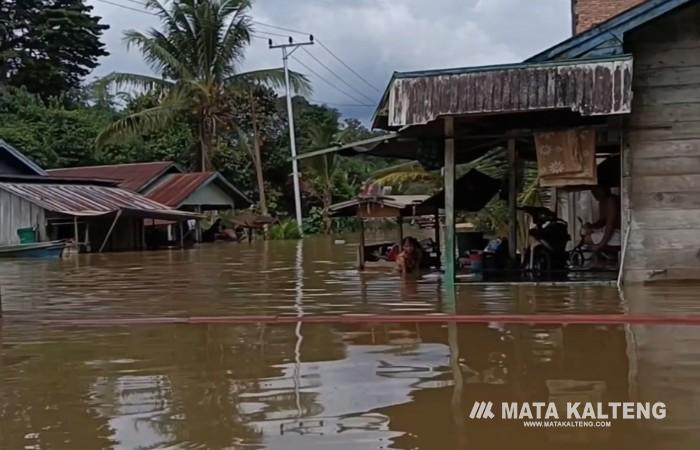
39 314 700 327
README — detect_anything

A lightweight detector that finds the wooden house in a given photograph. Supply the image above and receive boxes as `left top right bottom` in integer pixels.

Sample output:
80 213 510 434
0 140 199 252
301 0 700 284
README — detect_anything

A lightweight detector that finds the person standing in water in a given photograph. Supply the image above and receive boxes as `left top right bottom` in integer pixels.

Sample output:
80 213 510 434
583 186 622 252
397 237 423 276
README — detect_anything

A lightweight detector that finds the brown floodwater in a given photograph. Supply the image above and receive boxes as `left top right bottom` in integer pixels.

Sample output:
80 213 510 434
1 235 700 449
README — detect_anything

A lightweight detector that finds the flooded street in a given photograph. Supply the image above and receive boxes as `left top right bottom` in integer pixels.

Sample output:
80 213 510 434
2 236 700 449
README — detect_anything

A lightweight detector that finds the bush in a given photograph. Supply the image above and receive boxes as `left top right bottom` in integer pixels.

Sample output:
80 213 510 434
268 220 301 240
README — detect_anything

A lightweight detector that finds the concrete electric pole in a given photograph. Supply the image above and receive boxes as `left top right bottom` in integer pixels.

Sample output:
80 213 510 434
269 36 314 233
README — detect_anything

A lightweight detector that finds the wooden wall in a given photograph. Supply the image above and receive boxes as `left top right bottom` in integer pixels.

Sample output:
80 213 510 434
624 3 700 282
0 189 46 245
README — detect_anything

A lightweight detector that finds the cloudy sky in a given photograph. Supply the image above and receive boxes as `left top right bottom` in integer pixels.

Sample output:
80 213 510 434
86 0 572 123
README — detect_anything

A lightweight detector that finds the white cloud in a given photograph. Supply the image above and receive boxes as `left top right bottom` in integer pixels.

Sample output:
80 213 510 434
86 0 571 123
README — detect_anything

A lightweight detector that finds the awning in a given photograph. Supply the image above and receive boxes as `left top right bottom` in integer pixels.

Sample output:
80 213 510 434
297 134 411 160
330 195 432 218
374 55 633 129
0 182 201 221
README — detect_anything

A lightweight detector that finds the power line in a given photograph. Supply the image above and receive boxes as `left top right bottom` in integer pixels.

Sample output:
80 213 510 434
300 47 375 104
251 29 294 39
315 38 381 92
94 0 155 15
291 55 373 107
252 20 309 36
254 20 381 93
117 0 149 6
312 100 374 107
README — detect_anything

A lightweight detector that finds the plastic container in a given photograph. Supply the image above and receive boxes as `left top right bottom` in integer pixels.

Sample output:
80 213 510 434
17 227 36 244
469 252 484 274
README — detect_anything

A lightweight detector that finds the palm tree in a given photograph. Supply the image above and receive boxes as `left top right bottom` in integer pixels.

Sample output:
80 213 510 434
95 0 310 173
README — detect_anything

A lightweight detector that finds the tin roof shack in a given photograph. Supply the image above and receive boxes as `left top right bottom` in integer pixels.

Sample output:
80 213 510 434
0 175 199 252
143 172 250 212
329 195 434 270
48 163 250 214
0 146 199 252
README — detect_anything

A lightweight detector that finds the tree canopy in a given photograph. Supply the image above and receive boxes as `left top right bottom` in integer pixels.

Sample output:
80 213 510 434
0 0 109 100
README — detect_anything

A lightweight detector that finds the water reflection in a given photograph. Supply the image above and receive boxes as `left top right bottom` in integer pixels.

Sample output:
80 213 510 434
1 235 700 449
2 320 699 449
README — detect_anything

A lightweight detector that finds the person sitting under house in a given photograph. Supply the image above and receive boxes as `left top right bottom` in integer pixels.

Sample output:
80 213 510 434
583 186 621 257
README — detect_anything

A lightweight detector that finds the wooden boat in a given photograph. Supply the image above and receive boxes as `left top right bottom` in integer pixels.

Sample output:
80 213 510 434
0 240 67 258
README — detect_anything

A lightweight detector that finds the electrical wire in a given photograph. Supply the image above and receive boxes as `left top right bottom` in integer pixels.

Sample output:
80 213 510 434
291 55 373 106
93 0 155 15
301 48 375 103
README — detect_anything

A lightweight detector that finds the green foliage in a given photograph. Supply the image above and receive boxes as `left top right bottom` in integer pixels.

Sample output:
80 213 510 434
268 219 301 240
0 0 109 100
95 0 309 170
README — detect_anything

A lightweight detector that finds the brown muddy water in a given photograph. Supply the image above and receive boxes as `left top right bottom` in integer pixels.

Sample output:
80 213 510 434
1 236 700 449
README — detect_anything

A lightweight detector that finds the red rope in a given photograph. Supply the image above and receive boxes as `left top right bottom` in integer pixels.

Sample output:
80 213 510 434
40 314 700 327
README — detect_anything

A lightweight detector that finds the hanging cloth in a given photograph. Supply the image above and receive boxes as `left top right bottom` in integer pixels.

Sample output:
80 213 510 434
536 128 597 187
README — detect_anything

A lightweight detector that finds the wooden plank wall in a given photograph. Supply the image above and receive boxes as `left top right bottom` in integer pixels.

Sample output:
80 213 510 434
0 189 46 245
625 4 700 281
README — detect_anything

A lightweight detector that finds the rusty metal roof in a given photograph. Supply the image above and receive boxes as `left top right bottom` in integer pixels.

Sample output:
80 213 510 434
145 172 251 208
374 55 633 129
0 182 198 220
47 161 179 192
330 195 432 218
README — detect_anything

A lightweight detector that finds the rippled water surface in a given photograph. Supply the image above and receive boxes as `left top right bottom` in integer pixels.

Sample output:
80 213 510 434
2 236 700 449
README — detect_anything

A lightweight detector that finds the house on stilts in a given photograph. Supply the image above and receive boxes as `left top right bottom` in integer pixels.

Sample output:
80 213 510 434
302 0 700 284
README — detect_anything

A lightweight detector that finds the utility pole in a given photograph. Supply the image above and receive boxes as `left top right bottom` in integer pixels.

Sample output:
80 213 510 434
269 36 314 233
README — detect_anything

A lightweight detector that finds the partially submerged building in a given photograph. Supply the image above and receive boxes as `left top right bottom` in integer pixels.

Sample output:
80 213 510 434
48 162 250 213
303 0 700 284
0 140 199 252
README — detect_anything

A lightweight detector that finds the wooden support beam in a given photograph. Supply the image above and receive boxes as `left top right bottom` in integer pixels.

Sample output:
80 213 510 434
73 216 80 252
358 219 366 270
508 138 518 262
85 222 91 253
179 221 184 249
397 216 404 243
444 117 456 285
99 210 122 253
434 212 441 269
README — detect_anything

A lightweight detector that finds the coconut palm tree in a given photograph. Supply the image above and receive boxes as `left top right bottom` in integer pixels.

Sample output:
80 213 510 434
95 0 310 172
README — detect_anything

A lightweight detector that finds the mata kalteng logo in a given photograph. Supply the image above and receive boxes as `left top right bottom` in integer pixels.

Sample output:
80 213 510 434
468 401 667 422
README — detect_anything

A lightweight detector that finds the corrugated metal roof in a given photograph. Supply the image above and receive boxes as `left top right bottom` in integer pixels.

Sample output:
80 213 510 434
527 0 692 62
330 195 431 217
144 172 251 207
47 161 178 192
375 55 633 129
0 182 198 220
0 139 47 176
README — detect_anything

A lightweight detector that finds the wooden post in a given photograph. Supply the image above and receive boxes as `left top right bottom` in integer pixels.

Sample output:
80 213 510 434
0 286 3 318
444 117 456 285
358 219 366 270
507 138 518 262
195 206 202 242
99 210 122 253
73 216 80 252
397 216 404 243
434 211 441 269
84 222 91 253
179 221 184 249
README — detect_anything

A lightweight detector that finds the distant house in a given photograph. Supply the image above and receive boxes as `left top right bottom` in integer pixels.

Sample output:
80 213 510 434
0 140 198 251
48 162 250 214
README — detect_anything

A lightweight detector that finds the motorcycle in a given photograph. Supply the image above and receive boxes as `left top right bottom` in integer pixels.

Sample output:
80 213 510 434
519 206 571 278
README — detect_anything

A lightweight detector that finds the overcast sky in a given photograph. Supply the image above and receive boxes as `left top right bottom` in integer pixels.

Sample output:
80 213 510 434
86 0 572 124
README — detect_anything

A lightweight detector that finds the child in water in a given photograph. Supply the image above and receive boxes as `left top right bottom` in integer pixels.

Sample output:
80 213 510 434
396 237 423 276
